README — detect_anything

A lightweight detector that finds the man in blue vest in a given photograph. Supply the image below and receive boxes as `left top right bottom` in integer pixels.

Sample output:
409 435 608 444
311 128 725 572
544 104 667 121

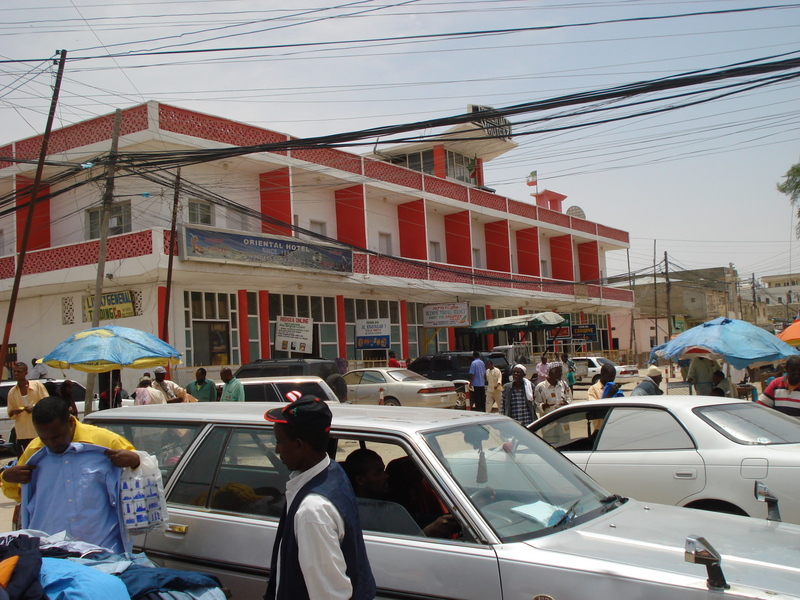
264 395 376 600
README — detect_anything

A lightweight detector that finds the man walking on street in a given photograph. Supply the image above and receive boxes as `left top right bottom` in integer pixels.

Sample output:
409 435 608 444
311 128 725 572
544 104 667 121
485 360 503 412
468 351 487 412
533 363 571 418
265 395 376 600
7 362 49 454
219 367 245 402
631 365 664 396
186 368 217 402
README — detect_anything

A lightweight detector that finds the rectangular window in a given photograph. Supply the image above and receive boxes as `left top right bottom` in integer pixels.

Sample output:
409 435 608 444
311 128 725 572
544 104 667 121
429 241 441 262
188 200 213 225
446 150 475 184
309 220 327 237
472 248 482 269
87 202 131 240
378 232 392 255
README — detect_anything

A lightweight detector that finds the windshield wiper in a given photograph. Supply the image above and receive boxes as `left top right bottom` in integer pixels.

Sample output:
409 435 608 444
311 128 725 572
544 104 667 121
600 494 626 512
552 500 580 529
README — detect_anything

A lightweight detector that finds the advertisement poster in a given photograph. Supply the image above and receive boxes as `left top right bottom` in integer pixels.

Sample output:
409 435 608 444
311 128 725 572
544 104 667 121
83 291 135 321
547 313 572 340
274 316 314 354
422 302 470 328
571 324 598 341
182 225 352 273
355 319 391 349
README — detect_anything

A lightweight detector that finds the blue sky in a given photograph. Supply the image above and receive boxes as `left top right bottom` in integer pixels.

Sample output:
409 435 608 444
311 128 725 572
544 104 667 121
2 0 799 280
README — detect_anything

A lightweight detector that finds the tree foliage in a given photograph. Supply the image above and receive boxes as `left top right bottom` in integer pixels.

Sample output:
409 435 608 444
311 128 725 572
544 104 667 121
777 162 800 237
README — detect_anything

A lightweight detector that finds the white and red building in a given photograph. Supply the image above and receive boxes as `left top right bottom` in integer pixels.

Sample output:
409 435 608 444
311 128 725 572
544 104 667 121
0 102 632 384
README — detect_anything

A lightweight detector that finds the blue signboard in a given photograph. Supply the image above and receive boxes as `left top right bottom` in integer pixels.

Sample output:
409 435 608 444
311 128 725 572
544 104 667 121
181 226 352 273
571 323 598 341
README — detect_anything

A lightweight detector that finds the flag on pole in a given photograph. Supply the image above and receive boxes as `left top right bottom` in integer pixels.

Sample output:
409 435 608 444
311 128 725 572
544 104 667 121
526 170 538 186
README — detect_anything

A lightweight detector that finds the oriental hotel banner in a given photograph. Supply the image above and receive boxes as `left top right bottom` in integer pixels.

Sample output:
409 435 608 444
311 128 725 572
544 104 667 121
180 225 353 273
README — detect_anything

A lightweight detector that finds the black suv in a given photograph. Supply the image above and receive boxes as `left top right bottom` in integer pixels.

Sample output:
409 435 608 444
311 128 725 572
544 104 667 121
234 358 346 401
407 352 511 384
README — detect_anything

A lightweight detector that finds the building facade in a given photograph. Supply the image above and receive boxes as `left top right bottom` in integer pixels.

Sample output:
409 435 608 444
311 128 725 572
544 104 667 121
0 102 632 384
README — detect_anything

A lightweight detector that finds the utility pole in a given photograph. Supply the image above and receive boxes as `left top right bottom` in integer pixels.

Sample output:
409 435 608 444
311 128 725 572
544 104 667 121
626 248 637 356
162 169 181 343
665 251 672 341
0 50 67 374
84 109 122 417
653 240 659 346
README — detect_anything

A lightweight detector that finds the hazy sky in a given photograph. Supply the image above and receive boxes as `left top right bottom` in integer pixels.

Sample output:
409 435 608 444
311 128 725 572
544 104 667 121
2 0 799 282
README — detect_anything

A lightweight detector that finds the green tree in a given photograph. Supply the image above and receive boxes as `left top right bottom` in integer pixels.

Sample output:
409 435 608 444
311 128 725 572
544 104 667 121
778 162 800 236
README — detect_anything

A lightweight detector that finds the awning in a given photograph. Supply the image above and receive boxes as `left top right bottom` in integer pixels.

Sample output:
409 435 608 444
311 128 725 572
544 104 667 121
469 311 565 334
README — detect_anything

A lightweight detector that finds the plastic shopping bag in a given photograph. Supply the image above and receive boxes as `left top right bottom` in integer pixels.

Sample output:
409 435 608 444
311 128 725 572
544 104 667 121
120 451 168 535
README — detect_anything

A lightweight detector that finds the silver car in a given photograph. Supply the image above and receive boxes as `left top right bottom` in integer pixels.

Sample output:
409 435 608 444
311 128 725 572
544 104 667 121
88 403 800 600
343 368 457 407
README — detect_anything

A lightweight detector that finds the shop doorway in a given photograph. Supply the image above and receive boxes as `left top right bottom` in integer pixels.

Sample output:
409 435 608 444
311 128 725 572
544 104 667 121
192 321 231 365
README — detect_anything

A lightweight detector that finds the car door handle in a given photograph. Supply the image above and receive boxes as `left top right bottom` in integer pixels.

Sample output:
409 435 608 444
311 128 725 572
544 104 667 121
674 469 697 480
167 523 189 534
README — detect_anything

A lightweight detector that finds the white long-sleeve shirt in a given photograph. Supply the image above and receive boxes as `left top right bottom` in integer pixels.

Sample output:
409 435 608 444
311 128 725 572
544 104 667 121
279 455 351 600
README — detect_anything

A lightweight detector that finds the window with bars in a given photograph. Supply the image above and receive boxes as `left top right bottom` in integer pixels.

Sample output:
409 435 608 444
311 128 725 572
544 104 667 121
87 202 131 240
188 200 213 225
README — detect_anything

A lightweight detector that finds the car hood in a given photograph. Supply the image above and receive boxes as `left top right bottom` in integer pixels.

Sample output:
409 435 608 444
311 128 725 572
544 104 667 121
519 499 800 597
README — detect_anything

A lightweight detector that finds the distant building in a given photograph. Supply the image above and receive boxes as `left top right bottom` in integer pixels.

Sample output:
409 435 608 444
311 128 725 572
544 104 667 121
758 273 800 328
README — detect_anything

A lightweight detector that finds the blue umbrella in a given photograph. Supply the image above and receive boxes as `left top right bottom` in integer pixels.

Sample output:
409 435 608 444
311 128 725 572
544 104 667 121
43 325 181 373
652 317 798 369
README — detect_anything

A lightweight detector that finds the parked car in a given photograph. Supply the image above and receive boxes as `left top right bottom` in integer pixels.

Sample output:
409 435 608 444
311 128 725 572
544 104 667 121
529 395 800 523
407 351 511 384
572 356 638 384
215 376 340 403
343 368 457 407
87 402 800 600
234 358 340 380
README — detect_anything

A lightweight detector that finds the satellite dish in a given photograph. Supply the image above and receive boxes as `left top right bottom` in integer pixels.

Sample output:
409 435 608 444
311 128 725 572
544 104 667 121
566 205 586 219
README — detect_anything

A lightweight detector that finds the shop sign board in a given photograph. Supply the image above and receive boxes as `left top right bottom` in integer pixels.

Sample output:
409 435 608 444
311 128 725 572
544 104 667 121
422 303 470 328
547 313 572 340
181 225 352 273
571 324 597 341
355 319 391 350
84 291 136 321
275 316 314 354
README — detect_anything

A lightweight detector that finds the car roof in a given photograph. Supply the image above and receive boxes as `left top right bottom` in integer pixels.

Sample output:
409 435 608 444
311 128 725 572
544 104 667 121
536 395 749 421
242 358 333 364
87 402 502 435
223 375 326 384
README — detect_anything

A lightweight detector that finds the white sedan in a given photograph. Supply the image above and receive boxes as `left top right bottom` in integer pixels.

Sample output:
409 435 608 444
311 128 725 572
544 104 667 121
343 367 457 407
572 356 639 384
530 395 800 523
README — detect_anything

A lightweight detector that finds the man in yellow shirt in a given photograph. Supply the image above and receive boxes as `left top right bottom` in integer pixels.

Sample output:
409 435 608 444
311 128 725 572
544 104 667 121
587 363 618 401
7 362 49 453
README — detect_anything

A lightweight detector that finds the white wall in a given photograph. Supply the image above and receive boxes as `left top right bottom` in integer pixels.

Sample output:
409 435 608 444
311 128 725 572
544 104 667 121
293 186 336 240
366 196 398 254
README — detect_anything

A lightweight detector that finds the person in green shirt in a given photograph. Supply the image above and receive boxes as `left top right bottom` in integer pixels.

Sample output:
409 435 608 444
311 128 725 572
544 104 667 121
220 367 245 402
186 368 217 402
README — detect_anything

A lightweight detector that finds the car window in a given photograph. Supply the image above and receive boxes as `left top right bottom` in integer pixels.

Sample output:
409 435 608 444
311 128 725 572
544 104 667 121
0 385 10 407
100 421 203 481
360 371 386 384
386 370 427 382
314 363 339 380
274 381 329 401
423 420 612 543
456 356 473 370
596 407 694 451
169 427 231 507
596 357 615 367
574 359 589 370
207 428 289 518
334 437 464 540
344 372 363 385
694 403 800 445
243 383 268 402
488 356 510 369
432 357 452 371
534 407 610 451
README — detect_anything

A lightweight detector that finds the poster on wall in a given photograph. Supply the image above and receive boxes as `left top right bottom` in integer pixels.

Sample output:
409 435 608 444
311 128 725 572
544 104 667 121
356 319 391 350
571 324 597 342
83 291 136 321
274 316 314 354
547 313 572 340
422 302 470 328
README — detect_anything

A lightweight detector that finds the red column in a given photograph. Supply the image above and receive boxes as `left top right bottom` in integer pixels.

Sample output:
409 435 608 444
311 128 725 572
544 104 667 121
336 295 347 358
259 168 292 236
549 235 574 280
444 211 471 266
16 176 51 251
238 290 250 364
157 286 167 343
484 306 494 349
516 228 540 276
447 327 456 350
577 241 600 283
399 300 410 361
485 220 510 272
258 291 270 359
474 158 484 186
398 199 426 259
433 145 446 179
335 185 367 247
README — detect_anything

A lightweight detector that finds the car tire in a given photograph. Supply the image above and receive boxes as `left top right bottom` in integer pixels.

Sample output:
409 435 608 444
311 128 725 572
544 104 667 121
383 397 400 406
326 374 348 402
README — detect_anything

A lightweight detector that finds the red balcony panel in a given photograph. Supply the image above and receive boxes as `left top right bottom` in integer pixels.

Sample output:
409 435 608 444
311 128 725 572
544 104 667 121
429 264 473 284
469 188 506 211
507 199 538 220
163 230 178 256
0 145 13 170
363 160 424 190
292 148 363 174
159 104 288 154
538 207 571 228
597 225 629 244
587 285 603 298
570 217 597 235
602 287 634 302
369 255 428 279
0 257 14 279
353 253 368 273
423 176 469 203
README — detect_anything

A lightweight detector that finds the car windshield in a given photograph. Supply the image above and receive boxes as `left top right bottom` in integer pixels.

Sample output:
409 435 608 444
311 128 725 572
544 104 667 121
694 403 800 445
386 369 428 382
596 357 616 366
423 419 616 543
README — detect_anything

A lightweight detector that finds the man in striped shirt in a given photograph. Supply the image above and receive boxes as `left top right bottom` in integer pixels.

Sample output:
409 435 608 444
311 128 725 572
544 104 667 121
758 356 800 417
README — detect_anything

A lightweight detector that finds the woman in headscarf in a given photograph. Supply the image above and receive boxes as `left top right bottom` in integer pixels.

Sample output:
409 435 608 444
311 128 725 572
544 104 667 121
501 364 535 426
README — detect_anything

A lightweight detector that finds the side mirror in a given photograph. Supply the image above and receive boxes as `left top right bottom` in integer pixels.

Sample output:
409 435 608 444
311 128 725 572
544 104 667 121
754 481 782 522
684 535 730 590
